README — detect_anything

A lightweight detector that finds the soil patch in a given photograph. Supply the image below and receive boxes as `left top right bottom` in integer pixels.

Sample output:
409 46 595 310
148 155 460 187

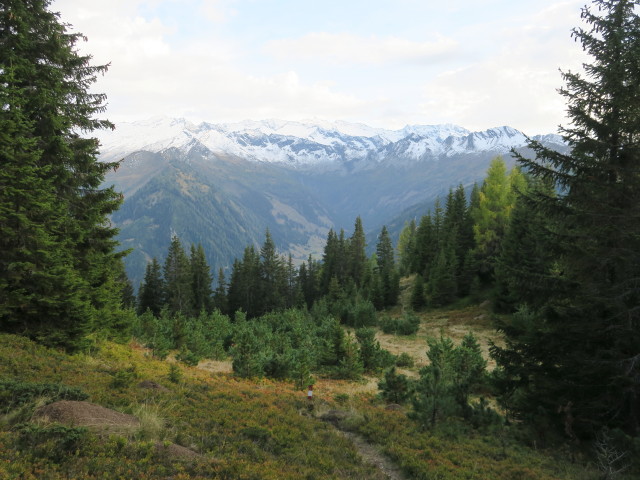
319 410 408 480
33 400 139 434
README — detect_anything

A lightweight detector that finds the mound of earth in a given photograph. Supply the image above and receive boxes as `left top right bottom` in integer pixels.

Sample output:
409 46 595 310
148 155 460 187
138 380 168 391
155 442 202 461
33 400 139 433
33 400 202 461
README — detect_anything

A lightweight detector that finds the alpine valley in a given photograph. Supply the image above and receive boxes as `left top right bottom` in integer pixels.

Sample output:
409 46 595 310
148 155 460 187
99 117 565 287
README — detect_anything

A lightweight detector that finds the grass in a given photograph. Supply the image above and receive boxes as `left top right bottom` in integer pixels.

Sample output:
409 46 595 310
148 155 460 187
0 300 637 479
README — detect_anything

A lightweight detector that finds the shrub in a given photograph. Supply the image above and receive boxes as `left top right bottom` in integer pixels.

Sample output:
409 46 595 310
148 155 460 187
110 365 139 390
380 312 420 336
14 423 88 462
167 364 182 383
395 352 415 368
0 381 88 412
378 367 413 404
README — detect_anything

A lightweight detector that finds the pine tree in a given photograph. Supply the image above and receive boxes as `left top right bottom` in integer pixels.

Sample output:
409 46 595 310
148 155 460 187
493 0 640 437
348 217 367 287
227 246 261 318
137 258 165 316
494 176 556 311
190 243 213 315
212 267 229 315
0 0 125 350
320 229 339 294
163 236 192 315
259 229 286 314
376 225 399 307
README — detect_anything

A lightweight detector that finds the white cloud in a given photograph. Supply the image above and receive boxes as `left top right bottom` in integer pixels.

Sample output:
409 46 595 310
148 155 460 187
51 0 593 133
264 33 459 65
417 1 588 134
199 0 237 23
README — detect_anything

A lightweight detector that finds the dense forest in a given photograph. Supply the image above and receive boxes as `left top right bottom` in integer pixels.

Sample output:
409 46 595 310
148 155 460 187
1 0 639 477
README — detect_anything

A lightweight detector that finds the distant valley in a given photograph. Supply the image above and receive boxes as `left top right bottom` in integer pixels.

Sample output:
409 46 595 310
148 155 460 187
100 117 565 287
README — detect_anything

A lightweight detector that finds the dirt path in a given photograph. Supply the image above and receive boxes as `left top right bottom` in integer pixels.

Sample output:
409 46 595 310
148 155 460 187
319 410 408 480
337 429 408 480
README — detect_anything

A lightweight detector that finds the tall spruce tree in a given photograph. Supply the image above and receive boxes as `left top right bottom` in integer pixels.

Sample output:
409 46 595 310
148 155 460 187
137 258 165 316
259 229 286 314
348 217 367 287
190 244 213 315
492 0 640 437
376 226 399 307
163 236 192 316
0 0 125 350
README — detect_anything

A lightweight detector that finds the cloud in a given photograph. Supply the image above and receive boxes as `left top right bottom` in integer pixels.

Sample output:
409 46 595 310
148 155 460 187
417 1 589 134
199 0 237 23
51 0 592 133
264 33 459 65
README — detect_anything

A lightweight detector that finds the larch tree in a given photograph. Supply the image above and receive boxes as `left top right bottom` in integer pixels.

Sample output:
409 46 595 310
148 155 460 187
492 0 640 437
0 0 125 350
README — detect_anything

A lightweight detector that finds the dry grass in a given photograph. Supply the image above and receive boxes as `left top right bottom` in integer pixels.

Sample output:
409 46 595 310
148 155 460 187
376 302 503 371
197 359 233 374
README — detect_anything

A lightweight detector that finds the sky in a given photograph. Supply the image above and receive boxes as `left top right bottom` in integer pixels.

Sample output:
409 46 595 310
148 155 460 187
51 0 591 135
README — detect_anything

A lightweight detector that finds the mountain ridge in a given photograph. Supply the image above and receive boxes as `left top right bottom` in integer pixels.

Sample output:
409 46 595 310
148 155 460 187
101 117 566 287
98 117 563 168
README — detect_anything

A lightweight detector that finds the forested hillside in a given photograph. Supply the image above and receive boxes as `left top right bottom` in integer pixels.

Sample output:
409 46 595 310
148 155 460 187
1 0 639 479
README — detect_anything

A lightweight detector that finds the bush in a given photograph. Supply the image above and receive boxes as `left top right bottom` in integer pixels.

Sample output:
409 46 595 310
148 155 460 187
167 364 182 383
378 367 413 404
110 365 139 390
0 380 88 412
395 352 415 368
398 312 420 335
380 312 420 336
176 345 201 367
15 423 88 462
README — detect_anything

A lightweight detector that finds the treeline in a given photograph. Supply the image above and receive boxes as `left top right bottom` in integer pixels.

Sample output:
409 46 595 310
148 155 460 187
396 156 525 311
137 219 400 325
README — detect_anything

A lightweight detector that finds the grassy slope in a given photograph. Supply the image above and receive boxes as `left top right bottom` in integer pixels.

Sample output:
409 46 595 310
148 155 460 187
1 300 634 479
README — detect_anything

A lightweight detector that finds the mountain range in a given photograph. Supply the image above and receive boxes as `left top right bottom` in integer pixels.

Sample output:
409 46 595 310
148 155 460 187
99 117 565 288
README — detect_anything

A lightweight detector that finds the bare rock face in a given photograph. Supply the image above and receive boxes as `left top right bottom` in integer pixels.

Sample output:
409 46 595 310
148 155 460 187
33 400 140 433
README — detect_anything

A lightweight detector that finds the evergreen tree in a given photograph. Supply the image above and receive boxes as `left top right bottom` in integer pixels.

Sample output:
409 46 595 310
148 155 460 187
378 367 412 404
412 213 435 275
163 236 192 315
494 176 556 311
348 217 367 287
320 229 340 294
137 258 165 316
410 274 426 310
259 229 286 314
493 0 640 437
190 243 213 315
227 246 261 318
376 225 399 307
212 267 229 315
0 0 125 350
426 242 458 307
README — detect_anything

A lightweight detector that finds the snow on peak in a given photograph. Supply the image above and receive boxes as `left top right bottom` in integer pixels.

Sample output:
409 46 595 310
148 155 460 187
97 117 541 166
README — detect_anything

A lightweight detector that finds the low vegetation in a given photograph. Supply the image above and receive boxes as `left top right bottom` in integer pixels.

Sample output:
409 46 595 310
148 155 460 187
2 303 638 479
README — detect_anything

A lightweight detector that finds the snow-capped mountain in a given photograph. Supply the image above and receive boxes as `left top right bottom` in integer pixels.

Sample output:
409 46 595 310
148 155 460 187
98 117 560 168
101 117 565 288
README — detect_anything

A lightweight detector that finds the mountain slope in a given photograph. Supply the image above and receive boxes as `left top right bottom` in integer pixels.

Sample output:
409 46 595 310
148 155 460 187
101 118 565 285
